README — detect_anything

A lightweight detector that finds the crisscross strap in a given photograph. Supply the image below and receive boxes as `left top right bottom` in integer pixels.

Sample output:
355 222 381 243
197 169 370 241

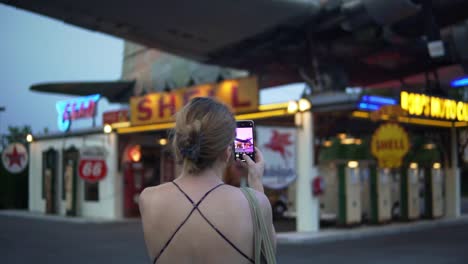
153 182 254 264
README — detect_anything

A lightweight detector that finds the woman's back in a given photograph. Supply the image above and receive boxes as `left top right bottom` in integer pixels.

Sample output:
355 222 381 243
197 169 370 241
139 179 257 264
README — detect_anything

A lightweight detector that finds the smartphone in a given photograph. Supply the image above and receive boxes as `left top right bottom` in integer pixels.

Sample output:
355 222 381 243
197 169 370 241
234 120 255 162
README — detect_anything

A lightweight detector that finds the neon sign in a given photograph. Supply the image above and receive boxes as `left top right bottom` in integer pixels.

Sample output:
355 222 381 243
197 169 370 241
400 91 468 122
358 95 397 111
451 77 468 88
56 94 101 132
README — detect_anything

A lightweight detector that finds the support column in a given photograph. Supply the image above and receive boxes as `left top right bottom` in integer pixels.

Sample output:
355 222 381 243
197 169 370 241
295 111 319 232
446 126 461 218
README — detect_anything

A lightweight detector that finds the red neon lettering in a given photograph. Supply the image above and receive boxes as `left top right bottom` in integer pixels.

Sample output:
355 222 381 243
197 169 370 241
231 85 250 107
86 100 96 117
159 94 176 118
377 139 404 151
137 98 153 121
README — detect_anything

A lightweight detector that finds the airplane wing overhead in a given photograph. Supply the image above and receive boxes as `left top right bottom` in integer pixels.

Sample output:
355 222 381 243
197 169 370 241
4 0 468 89
1 0 320 61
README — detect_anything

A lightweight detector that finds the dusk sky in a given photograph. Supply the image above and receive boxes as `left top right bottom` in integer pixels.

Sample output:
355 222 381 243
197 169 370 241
0 3 306 138
0 4 124 136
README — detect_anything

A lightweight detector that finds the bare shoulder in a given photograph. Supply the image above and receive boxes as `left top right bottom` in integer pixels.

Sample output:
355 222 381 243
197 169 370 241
139 182 174 214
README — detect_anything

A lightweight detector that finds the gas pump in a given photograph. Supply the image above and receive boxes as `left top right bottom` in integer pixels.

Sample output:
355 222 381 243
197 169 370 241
337 161 362 226
424 162 444 218
318 163 338 221
401 163 420 220
123 145 144 217
124 161 144 217
369 166 392 224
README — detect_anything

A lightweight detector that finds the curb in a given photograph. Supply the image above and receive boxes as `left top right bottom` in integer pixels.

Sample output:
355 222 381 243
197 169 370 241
0 210 140 224
277 215 468 245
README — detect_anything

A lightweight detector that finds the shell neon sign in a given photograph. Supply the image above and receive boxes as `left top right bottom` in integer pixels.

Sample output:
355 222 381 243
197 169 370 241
371 123 410 168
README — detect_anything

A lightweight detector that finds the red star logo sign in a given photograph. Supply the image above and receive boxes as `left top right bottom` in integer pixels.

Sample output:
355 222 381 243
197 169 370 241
6 145 25 168
263 130 293 161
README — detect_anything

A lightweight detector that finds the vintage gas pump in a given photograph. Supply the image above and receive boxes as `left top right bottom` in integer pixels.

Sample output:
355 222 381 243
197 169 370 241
123 145 144 217
124 161 144 217
424 162 444 218
337 161 362 226
401 162 420 220
360 163 371 222
318 162 338 221
369 166 392 224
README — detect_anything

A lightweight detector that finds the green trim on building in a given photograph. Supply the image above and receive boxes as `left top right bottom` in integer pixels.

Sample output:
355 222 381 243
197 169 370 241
400 167 409 220
338 164 347 225
424 167 433 218
369 164 379 223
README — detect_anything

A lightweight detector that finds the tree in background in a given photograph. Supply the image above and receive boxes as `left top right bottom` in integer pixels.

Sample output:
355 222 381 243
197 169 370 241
0 125 31 209
2 125 32 148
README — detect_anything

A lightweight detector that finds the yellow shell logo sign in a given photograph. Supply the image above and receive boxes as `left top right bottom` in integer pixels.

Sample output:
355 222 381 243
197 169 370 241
371 123 410 168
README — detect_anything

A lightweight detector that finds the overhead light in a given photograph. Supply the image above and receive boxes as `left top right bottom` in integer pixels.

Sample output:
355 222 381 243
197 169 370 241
159 138 168 146
287 101 298 114
298 98 311 112
433 162 441 169
341 138 355 145
103 124 113 134
26 134 33 143
337 133 347 140
348 161 359 168
323 140 333 147
424 143 435 150
410 162 418 169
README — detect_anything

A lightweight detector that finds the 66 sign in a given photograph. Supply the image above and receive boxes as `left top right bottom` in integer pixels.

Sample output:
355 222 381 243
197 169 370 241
78 159 107 182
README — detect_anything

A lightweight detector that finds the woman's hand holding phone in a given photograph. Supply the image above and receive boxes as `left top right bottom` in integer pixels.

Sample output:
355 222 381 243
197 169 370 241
241 147 265 193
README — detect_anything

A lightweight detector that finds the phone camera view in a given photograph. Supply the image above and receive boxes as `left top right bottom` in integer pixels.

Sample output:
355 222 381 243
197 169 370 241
234 127 254 161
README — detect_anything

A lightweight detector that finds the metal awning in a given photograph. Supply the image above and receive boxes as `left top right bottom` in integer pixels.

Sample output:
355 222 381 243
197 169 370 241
30 81 135 103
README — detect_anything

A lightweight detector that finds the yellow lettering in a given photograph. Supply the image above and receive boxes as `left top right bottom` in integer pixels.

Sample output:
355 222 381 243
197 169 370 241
408 93 415 115
423 95 431 116
431 97 439 118
465 104 468 121
414 94 423 115
400 91 409 111
448 100 457 120
457 102 464 121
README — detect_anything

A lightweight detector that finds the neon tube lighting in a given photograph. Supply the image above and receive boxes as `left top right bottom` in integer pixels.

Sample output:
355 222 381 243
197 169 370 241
451 77 468 87
361 95 397 105
358 103 379 111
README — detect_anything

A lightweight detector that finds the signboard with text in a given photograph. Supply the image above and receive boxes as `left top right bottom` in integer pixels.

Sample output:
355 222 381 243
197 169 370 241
130 77 258 125
56 94 101 132
400 91 468 122
371 123 410 168
78 146 108 182
103 109 129 124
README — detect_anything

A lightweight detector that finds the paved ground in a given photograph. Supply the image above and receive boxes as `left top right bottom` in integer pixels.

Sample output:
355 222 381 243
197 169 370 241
278 223 468 264
1 213 468 264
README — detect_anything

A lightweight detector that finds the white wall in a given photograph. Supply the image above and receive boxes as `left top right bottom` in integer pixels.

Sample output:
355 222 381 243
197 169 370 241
28 132 122 219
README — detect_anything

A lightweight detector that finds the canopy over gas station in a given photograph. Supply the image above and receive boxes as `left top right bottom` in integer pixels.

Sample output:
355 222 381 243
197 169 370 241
4 0 468 89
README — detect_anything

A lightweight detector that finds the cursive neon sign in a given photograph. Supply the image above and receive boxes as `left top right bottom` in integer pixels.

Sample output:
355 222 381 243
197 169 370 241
56 94 101 132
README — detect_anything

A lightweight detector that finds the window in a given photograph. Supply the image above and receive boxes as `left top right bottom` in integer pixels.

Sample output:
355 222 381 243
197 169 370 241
85 182 99 201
